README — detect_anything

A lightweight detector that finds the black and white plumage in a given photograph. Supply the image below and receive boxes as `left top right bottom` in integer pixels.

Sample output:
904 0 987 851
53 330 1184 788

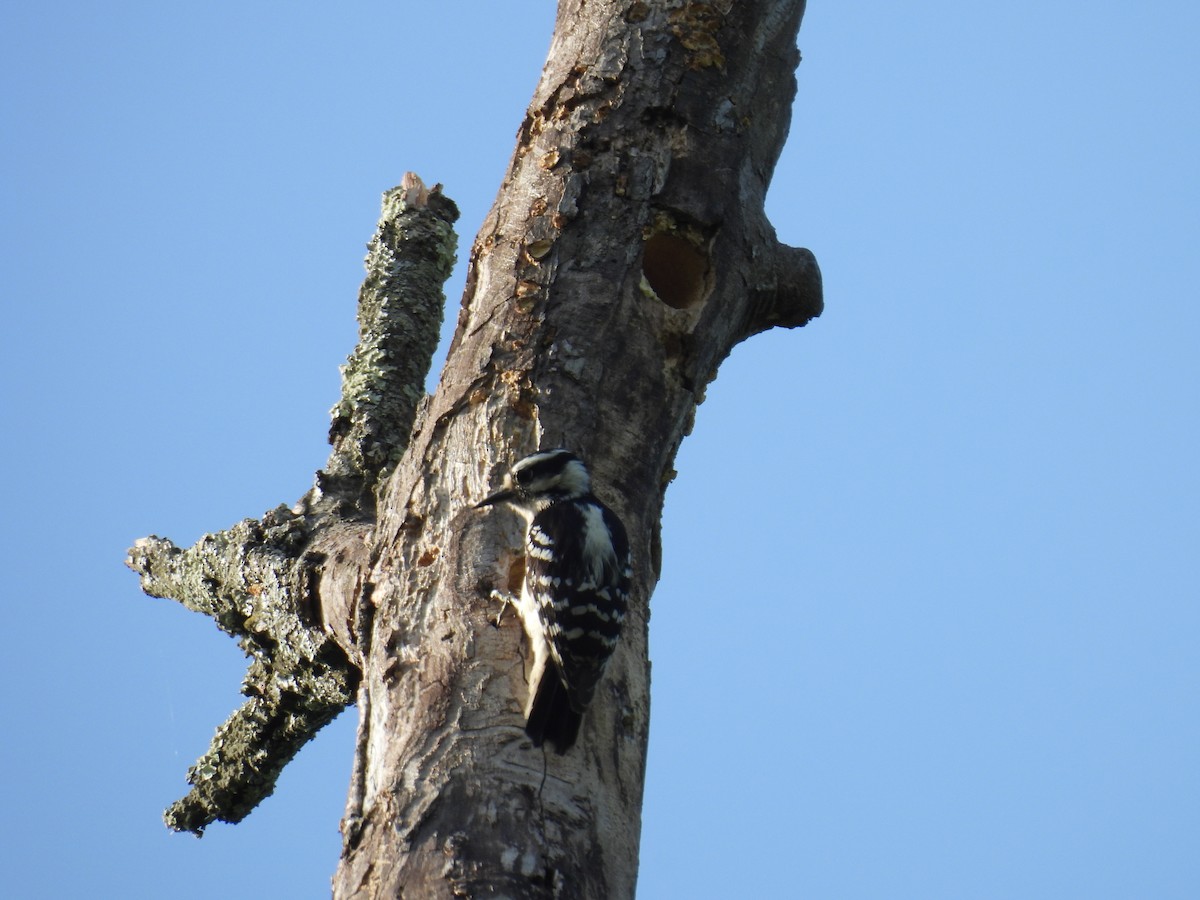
477 449 631 753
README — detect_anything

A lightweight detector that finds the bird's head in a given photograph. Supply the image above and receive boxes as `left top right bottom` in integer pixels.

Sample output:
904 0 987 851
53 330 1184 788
476 449 592 513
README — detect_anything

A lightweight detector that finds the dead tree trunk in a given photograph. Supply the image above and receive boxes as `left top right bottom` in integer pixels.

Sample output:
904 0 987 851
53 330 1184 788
129 1 820 897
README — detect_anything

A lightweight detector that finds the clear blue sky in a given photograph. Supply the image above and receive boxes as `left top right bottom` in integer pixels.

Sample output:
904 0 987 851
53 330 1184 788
3 2 1197 897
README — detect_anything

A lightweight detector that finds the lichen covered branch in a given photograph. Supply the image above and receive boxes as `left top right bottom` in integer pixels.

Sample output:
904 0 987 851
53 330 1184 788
127 508 355 834
320 174 459 516
127 176 459 834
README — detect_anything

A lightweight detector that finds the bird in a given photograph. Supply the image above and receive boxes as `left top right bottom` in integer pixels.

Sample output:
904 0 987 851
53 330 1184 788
477 448 631 752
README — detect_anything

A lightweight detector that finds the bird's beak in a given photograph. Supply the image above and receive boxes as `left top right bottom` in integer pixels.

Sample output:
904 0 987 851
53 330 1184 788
475 488 515 509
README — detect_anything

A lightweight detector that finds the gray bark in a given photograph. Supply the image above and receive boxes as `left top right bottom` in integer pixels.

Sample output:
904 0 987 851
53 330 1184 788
128 1 820 896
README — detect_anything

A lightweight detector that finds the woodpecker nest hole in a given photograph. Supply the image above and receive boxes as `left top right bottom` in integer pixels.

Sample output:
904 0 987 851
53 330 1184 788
641 232 710 310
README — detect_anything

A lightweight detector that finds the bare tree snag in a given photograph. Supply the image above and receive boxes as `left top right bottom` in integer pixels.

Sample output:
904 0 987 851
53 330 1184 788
128 0 820 896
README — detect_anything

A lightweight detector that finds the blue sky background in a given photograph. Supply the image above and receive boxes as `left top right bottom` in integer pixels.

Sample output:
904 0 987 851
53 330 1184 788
3 2 1197 897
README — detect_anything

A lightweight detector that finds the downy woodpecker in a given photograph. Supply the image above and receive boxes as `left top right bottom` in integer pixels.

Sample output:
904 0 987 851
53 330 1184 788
477 449 631 752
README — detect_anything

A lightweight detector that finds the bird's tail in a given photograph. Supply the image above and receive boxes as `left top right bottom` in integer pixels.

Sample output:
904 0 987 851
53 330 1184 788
525 670 582 754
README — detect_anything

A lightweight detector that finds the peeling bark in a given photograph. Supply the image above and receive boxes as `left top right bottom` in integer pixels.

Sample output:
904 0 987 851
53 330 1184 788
129 0 820 894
